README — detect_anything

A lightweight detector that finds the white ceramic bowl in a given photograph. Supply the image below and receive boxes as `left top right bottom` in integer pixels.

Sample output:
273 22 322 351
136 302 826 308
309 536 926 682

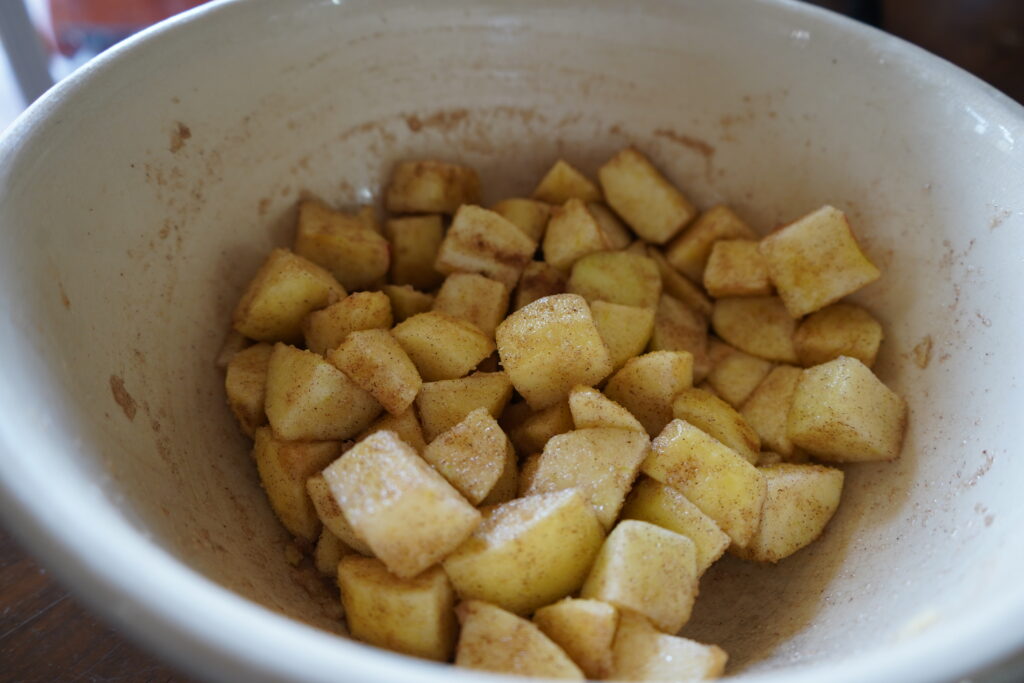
1 0 1022 681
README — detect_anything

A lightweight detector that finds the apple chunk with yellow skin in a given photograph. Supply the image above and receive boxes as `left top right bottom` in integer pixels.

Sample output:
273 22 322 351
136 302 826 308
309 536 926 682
567 251 662 309
455 600 584 679
598 147 696 244
338 556 456 662
422 408 516 506
611 611 728 681
302 291 392 356
741 365 804 459
581 520 698 634
385 160 480 214
442 489 604 615
415 372 512 442
604 351 693 437
568 385 645 433
705 339 774 408
224 342 273 437
526 428 649 528
732 463 844 563
534 599 618 680
759 204 881 318
252 428 343 543
327 328 421 416
621 477 730 576
233 248 345 344
788 355 907 462
643 419 767 547
391 311 494 382
532 159 601 205
322 430 480 579
264 343 381 441
386 214 445 291
293 200 389 291
589 301 655 372
496 294 612 410
672 387 761 464
793 302 884 368
434 204 536 289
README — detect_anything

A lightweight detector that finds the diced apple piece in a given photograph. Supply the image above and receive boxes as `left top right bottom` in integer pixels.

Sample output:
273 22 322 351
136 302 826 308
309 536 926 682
793 302 884 368
416 372 513 441
567 251 662 309
327 329 421 415
644 419 767 547
703 239 773 297
534 599 618 680
306 473 373 556
381 284 434 323
265 344 381 441
313 529 351 576
712 296 798 364
455 600 584 679
611 611 728 681
233 248 345 343
649 294 711 382
665 204 757 283
253 428 343 542
225 342 273 436
590 301 656 371
339 556 457 661
580 520 698 633
527 428 650 528
706 339 774 408
443 490 604 615
496 294 612 409
604 351 693 436
621 478 730 575
358 407 427 454
492 198 551 242
508 400 575 456
672 388 761 464
788 356 907 462
741 365 804 458
385 160 480 214
588 202 633 250
532 159 602 205
759 205 881 317
323 431 481 578
649 292 710 359
435 205 536 289
514 261 567 310
433 273 510 337
568 385 645 433
392 311 494 382
423 408 516 505
542 198 611 271
293 200 389 291
598 148 696 244
647 246 713 317
733 463 844 563
302 291 392 355
386 214 445 291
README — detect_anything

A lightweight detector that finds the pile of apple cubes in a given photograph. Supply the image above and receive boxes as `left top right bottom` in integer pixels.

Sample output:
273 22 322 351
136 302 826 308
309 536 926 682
222 147 907 680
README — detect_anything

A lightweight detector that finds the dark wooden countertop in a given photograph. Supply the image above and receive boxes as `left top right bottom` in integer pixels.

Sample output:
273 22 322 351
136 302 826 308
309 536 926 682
2 1 1021 681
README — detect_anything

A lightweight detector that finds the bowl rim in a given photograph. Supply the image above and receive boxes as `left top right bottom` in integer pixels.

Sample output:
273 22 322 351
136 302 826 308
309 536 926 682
0 0 1022 681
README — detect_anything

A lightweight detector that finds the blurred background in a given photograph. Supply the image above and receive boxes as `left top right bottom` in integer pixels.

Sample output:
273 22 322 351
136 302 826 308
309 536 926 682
0 0 1021 681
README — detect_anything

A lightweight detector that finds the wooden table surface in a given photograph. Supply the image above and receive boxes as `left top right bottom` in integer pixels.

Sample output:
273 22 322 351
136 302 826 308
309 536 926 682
2 2 1022 681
